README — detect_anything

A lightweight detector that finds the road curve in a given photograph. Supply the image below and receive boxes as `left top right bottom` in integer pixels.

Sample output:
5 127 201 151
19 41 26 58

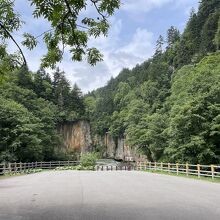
0 171 220 220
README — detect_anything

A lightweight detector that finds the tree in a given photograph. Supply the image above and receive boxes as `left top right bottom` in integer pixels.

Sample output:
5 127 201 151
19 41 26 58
0 78 61 162
52 67 70 111
200 11 220 54
165 53 220 164
166 26 180 48
67 83 85 120
0 97 43 162
0 0 121 68
214 17 220 50
154 35 164 57
33 68 53 100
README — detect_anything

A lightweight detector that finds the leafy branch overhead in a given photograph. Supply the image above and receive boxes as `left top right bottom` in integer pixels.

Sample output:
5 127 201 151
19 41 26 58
0 0 121 68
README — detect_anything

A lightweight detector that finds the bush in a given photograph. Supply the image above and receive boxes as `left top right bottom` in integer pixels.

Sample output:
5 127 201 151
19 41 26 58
54 165 95 171
80 153 97 167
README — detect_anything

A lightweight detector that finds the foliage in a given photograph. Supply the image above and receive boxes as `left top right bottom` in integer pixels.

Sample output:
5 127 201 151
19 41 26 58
0 0 121 67
80 152 97 167
4 169 43 176
86 1 220 165
0 64 86 162
54 165 95 171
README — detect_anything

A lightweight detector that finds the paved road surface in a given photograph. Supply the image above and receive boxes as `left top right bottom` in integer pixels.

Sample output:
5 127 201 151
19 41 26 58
0 171 220 220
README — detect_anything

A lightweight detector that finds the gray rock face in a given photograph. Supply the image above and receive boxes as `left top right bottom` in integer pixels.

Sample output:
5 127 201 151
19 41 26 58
115 137 124 160
58 120 92 153
105 134 116 158
103 133 144 161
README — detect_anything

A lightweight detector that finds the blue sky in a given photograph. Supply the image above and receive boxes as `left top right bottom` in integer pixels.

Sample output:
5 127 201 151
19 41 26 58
10 0 199 93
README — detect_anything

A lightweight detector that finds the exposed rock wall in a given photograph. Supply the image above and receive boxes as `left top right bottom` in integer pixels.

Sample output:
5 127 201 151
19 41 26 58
58 120 92 153
58 120 146 161
102 133 145 161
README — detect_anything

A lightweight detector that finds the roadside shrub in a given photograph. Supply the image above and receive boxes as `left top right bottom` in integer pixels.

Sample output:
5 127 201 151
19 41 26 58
54 165 94 171
80 153 97 168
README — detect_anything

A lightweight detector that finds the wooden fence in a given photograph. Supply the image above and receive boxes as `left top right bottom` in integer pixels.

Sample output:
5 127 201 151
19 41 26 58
1 160 220 180
136 161 220 179
0 161 79 175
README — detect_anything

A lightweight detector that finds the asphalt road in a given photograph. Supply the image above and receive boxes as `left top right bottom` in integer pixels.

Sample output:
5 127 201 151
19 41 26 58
0 171 220 220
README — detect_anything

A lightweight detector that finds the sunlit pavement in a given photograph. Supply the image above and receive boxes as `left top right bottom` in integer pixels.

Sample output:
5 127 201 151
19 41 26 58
0 171 220 220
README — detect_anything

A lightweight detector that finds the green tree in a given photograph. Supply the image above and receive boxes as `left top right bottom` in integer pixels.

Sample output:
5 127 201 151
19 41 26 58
214 17 220 50
0 97 43 162
0 0 121 67
67 84 85 120
52 67 71 111
33 68 53 101
200 11 220 54
166 26 180 48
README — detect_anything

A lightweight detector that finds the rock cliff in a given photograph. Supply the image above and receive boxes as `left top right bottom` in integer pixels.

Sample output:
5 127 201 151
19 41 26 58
58 120 92 153
59 120 146 161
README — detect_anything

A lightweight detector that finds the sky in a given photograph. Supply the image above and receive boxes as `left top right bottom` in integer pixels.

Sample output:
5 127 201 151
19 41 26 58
10 0 199 93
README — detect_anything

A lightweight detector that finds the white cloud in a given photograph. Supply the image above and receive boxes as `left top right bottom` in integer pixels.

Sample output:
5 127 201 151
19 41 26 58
107 28 154 77
6 0 198 93
64 21 154 92
121 0 198 14
11 19 154 93
121 0 173 13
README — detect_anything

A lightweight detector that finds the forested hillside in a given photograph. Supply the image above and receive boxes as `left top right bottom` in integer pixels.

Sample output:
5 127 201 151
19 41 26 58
1 0 220 164
0 65 85 162
86 0 220 164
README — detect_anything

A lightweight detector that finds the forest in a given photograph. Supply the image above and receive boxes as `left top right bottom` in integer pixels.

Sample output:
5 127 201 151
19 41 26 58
86 0 220 164
0 0 220 164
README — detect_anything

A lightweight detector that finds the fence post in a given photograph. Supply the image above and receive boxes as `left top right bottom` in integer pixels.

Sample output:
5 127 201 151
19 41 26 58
211 165 215 179
197 164 200 178
8 163 11 174
186 163 189 176
168 163 170 173
176 163 179 175
154 162 157 171
3 162 6 174
20 162 22 172
144 161 147 170
160 162 163 171
14 162 17 173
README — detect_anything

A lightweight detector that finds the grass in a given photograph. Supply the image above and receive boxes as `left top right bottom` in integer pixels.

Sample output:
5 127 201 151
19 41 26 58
142 169 220 183
0 168 43 180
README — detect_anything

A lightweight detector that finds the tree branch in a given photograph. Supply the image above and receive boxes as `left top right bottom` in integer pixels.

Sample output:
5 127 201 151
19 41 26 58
35 28 54 39
0 21 27 66
90 0 107 21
